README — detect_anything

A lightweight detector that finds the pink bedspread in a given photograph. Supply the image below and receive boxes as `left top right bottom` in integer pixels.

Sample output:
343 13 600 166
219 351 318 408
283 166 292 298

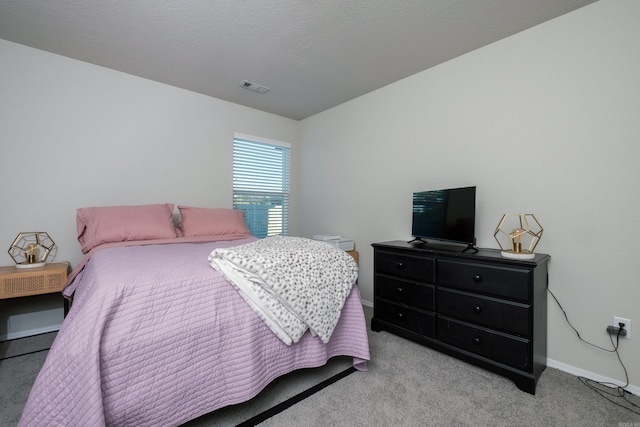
19 238 370 426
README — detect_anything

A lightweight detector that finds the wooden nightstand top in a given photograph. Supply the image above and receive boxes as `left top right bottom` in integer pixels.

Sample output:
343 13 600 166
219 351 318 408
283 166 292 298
0 262 70 299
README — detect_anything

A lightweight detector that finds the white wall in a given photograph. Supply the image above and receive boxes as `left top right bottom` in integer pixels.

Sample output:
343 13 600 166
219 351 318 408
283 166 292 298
0 40 300 339
2 0 638 393
299 0 640 391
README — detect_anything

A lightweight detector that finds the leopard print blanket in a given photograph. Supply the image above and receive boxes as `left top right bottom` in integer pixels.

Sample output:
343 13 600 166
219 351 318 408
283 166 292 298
209 236 358 345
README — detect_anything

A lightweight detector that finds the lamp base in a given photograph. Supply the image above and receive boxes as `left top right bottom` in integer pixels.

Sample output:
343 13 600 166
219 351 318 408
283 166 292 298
500 250 535 260
16 262 46 269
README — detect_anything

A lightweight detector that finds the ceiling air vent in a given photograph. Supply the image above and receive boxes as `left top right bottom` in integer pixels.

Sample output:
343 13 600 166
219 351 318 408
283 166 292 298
239 80 270 94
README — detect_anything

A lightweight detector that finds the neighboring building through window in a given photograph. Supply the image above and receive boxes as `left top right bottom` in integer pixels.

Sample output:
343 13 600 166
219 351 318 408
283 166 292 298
233 133 291 238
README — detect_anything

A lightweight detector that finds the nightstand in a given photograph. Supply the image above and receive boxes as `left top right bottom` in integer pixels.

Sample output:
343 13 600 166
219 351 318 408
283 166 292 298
0 262 70 315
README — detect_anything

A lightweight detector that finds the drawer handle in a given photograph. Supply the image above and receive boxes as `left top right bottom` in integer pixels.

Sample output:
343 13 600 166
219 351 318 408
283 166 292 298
473 337 482 346
396 262 404 270
472 274 482 283
396 311 405 321
395 286 405 295
473 304 483 314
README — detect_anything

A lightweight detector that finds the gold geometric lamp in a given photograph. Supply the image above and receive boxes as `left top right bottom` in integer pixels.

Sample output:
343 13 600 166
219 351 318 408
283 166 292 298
8 232 56 268
494 214 543 260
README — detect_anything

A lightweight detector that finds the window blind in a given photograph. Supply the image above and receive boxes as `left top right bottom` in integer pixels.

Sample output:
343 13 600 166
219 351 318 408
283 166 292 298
233 136 291 238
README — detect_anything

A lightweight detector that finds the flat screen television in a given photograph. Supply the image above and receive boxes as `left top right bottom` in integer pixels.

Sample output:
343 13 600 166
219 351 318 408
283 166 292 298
410 186 476 251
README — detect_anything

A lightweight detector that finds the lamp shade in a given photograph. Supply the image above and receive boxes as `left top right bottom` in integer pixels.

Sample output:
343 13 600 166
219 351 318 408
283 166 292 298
8 232 56 268
493 214 543 259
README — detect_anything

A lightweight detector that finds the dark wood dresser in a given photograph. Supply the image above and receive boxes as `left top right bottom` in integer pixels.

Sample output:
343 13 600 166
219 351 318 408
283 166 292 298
371 240 550 394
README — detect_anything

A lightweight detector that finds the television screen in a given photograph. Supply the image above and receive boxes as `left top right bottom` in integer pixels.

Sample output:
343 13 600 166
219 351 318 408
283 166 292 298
411 186 476 246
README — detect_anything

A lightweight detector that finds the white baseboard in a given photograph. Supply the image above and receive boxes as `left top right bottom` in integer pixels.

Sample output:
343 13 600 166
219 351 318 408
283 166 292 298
361 298 373 308
547 358 640 396
0 324 61 342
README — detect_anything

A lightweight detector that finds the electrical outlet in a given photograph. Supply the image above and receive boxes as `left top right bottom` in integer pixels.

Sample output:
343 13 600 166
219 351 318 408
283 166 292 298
613 316 631 339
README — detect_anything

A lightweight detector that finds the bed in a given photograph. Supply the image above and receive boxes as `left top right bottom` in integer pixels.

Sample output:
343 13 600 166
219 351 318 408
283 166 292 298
19 205 370 426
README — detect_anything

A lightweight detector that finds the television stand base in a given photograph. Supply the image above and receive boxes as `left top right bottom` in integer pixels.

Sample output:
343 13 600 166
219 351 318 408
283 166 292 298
407 239 477 254
462 243 478 254
407 237 427 244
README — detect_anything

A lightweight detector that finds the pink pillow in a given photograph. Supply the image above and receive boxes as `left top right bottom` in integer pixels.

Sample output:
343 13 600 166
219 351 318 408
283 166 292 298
77 204 176 253
177 206 251 238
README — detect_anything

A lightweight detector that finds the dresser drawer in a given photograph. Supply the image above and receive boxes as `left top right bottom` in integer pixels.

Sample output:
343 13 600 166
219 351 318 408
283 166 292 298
438 318 531 371
376 275 434 311
437 259 531 302
375 251 434 283
374 299 435 338
438 288 530 337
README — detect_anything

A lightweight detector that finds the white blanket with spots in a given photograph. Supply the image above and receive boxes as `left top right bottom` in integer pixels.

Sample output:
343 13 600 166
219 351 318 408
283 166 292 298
209 236 358 345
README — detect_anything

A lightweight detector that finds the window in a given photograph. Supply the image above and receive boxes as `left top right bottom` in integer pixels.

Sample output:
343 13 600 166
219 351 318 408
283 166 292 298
233 134 291 238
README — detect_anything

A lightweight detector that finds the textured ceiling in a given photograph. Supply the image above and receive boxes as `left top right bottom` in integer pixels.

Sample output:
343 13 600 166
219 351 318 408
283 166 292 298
0 0 597 120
